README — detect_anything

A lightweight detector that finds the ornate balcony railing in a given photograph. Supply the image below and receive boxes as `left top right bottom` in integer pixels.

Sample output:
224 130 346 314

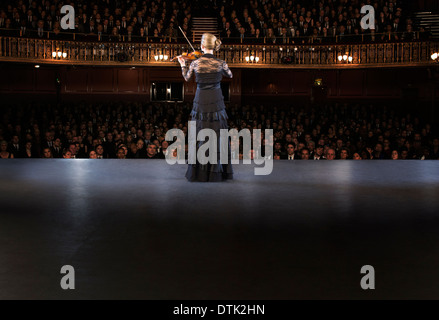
0 36 438 68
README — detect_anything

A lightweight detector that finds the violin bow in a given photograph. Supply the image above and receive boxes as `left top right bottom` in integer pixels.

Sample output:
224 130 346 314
178 26 196 52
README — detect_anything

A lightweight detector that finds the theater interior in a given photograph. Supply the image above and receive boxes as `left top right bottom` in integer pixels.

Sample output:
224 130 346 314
0 0 439 300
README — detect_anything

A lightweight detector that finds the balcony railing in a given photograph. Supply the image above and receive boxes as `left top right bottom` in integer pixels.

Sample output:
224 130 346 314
0 35 438 68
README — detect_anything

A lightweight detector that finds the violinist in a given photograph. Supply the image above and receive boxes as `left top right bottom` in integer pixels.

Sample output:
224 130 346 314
177 33 234 182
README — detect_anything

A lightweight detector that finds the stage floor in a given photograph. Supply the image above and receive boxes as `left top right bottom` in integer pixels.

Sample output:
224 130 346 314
1 159 439 299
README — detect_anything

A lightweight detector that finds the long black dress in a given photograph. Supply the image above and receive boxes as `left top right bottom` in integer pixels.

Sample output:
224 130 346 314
181 53 234 182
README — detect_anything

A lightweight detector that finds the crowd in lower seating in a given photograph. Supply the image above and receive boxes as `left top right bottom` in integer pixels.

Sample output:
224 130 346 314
1 101 438 160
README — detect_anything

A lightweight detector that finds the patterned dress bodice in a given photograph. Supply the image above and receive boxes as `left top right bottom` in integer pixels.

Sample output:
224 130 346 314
181 54 233 90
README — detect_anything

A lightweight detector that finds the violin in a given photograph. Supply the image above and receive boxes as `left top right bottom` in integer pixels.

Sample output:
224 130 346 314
172 27 204 63
171 50 203 62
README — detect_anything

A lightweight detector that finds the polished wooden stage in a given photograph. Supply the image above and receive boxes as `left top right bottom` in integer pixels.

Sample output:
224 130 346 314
1 160 439 299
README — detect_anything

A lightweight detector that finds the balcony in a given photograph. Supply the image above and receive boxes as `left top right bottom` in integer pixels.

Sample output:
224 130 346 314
0 35 438 68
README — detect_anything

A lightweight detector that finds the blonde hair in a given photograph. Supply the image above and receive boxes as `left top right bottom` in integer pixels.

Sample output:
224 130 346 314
201 33 222 51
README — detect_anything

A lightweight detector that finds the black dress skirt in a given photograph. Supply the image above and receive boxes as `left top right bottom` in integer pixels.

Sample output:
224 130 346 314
182 53 234 182
185 86 234 182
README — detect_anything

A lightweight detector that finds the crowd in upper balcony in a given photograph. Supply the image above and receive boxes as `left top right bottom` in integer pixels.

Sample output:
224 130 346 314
0 0 431 44
218 0 430 44
0 0 194 42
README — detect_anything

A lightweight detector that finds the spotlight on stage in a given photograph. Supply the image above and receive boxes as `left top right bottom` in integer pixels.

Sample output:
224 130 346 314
432 52 439 62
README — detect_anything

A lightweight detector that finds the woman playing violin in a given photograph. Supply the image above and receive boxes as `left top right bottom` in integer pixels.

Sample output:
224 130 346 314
177 33 234 182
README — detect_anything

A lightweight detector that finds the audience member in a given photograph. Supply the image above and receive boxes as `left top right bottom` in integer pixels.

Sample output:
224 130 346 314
0 100 437 161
